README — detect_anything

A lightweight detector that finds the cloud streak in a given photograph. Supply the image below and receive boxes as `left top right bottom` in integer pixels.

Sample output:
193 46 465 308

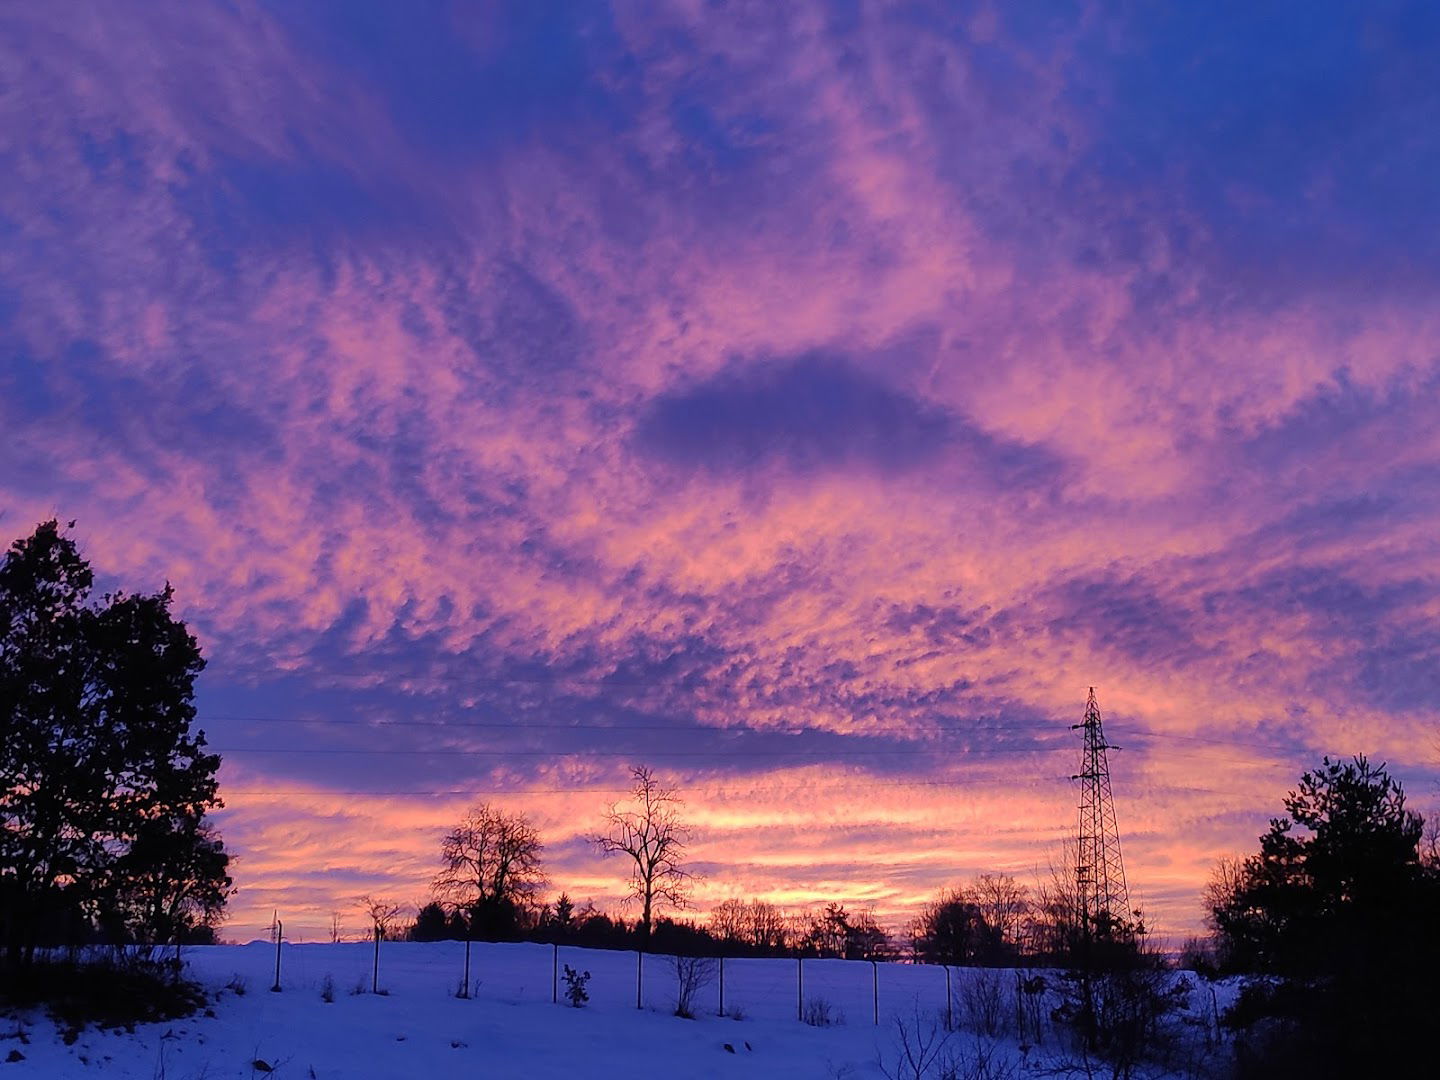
2 0 1438 940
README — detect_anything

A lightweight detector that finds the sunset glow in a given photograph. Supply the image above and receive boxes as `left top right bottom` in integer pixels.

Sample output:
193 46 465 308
3 2 1438 945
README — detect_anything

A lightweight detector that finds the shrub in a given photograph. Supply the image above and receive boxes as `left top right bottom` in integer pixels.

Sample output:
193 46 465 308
0 951 207 1030
669 955 716 1019
320 974 335 1004
935 1040 1020 1080
802 996 842 1027
1011 971 1047 1050
562 965 590 1008
959 969 1005 1037
1054 956 1194 1077
1177 936 1219 978
878 1004 949 1080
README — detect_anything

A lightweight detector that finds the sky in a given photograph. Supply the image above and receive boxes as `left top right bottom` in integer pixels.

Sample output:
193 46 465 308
3 1 1439 944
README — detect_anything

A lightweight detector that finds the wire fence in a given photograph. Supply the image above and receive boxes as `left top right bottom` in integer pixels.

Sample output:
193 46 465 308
238 933 1012 1030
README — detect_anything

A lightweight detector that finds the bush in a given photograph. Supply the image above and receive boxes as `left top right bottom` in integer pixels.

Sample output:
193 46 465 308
0 951 207 1030
1054 955 1195 1077
802 996 843 1027
669 955 716 1019
936 1041 1020 1080
1177 936 1218 978
879 1004 1021 1080
561 965 590 1008
320 974 335 1003
878 1004 950 1080
1011 972 1047 1050
958 969 1005 1037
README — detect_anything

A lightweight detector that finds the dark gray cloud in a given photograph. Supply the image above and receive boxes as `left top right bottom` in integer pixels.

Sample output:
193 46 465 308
634 354 1061 489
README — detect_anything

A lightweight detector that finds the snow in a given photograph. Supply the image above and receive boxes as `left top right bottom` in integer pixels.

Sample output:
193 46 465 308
0 942 1222 1078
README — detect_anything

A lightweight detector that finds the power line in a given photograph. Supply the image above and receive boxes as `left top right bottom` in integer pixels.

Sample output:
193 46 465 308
218 774 1074 797
199 714 1328 757
198 713 1061 735
211 669 990 690
210 744 1073 758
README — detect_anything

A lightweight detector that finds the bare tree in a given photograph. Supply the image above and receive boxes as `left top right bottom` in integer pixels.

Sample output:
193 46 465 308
1423 813 1440 870
746 899 789 951
669 955 717 1018
591 765 693 945
710 896 789 952
433 803 546 935
1023 846 1085 964
973 873 1030 959
356 895 405 939
1201 856 1247 932
709 898 749 943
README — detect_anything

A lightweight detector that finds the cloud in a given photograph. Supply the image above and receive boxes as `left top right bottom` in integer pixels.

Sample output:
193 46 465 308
634 354 954 475
2 0 1439 941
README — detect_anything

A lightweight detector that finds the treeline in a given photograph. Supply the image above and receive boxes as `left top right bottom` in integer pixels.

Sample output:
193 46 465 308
372 769 905 958
382 758 1096 969
400 872 1097 966
405 895 891 960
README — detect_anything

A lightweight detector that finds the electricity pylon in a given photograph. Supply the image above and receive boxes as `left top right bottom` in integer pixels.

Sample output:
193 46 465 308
1071 687 1130 936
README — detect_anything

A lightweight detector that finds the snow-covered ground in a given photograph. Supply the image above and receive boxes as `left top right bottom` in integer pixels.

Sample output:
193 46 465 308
2 942 1228 1078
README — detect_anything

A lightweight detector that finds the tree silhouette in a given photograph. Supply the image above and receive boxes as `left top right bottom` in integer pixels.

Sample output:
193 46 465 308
433 803 546 939
410 901 450 941
549 892 575 937
356 895 405 940
913 889 995 965
591 765 692 946
1210 755 1425 975
1209 755 1440 1078
0 521 229 965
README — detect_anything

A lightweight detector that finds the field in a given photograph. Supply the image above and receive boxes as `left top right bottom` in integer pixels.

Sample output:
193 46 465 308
2 941 1229 1078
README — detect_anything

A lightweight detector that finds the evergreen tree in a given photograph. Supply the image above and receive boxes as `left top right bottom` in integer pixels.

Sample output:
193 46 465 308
1209 756 1439 1077
1210 755 1425 975
410 902 452 942
0 521 230 964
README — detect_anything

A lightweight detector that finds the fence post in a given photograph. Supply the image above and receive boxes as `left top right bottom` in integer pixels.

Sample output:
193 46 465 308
636 949 643 1010
796 957 803 1022
872 960 878 1025
372 925 381 994
270 920 282 992
552 944 558 1005
945 966 952 1030
460 936 471 999
718 955 725 1017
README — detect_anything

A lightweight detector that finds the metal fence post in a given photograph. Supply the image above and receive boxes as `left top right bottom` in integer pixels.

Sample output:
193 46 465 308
461 936 471 999
872 960 878 1025
270 920 282 992
796 957 803 1022
552 943 558 1004
945 965 953 1030
636 949 643 1009
372 925 381 994
719 955 725 1017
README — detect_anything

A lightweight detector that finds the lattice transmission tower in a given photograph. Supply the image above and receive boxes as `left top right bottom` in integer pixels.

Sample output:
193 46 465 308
1071 687 1130 935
